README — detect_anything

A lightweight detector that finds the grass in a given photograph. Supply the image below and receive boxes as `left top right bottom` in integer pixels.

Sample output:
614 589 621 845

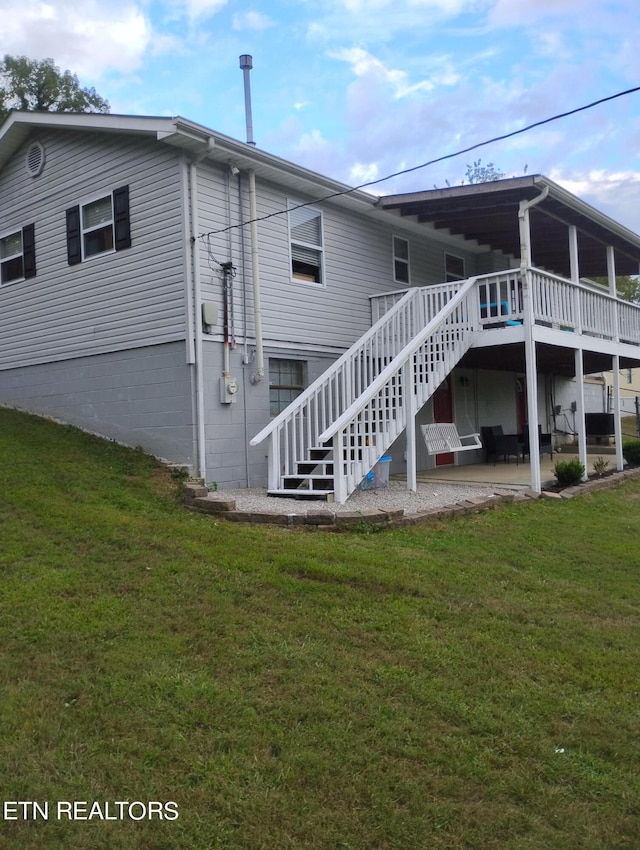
622 415 638 438
1 407 639 850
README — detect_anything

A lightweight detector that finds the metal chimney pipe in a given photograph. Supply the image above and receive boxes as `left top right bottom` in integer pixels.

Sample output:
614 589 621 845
239 54 256 146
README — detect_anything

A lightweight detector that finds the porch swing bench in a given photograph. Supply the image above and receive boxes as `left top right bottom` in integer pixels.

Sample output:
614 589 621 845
420 423 482 456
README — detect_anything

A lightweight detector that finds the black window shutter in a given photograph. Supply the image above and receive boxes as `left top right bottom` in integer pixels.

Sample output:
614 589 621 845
113 185 131 251
22 223 36 279
66 206 81 265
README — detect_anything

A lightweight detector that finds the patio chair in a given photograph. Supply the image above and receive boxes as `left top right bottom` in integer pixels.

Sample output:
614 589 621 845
521 424 553 460
480 425 522 465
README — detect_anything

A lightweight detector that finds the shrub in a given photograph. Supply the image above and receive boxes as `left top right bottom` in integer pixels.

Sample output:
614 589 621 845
622 438 640 466
553 458 585 487
592 456 610 476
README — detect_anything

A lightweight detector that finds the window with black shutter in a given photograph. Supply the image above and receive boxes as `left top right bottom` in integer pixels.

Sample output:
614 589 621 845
22 224 36 279
67 186 131 264
66 206 82 265
0 224 36 284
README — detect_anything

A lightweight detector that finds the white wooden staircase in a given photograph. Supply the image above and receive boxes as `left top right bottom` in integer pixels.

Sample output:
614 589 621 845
250 277 482 502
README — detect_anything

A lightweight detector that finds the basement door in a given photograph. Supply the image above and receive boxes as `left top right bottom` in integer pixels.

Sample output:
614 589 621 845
433 379 454 466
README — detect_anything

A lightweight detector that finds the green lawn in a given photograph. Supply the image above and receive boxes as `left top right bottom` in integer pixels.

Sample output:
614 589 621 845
622 415 638 438
1 407 639 850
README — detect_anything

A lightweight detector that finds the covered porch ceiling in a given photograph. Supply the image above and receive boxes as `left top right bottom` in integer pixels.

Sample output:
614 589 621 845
458 342 640 377
377 175 640 278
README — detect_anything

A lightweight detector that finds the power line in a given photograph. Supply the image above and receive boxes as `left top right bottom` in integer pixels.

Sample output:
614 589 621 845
197 84 640 242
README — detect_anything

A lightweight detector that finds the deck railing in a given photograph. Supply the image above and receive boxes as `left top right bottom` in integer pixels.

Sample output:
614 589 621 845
371 268 640 344
253 268 640 500
371 270 524 329
250 281 462 492
323 279 479 501
529 267 640 343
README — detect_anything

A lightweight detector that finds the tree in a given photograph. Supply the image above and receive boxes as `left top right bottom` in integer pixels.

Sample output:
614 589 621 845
464 158 505 184
593 275 640 303
0 56 109 122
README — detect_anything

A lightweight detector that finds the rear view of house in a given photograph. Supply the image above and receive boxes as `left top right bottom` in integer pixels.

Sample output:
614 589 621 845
1 110 639 501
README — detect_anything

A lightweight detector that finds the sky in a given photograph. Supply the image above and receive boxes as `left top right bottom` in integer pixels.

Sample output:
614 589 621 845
2 0 640 232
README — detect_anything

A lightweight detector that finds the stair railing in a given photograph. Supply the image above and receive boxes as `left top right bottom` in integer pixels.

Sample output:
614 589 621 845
320 278 480 502
250 283 462 490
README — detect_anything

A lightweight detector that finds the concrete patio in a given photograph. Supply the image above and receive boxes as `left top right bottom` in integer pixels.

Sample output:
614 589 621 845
411 446 620 490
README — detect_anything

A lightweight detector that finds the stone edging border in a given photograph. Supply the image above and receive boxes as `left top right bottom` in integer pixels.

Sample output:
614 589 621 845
183 467 640 531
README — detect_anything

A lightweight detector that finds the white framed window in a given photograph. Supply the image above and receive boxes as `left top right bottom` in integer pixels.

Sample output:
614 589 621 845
445 252 465 282
0 224 36 284
269 358 305 416
393 236 410 284
289 203 323 285
66 185 131 266
82 195 115 258
1 230 24 284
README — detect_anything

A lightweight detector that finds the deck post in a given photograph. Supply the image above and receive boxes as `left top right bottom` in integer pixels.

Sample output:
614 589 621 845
404 361 417 492
607 245 620 342
520 200 542 493
267 432 280 491
569 225 582 334
332 436 347 504
574 349 588 480
524 332 541 493
612 354 624 471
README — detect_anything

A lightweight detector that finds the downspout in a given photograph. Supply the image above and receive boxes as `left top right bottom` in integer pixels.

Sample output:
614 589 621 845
190 159 207 481
239 54 264 384
188 138 215 481
248 168 264 383
518 184 549 270
518 184 549 493
235 170 251 486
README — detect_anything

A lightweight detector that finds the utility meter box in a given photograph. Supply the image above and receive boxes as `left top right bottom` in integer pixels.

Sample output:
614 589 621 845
201 301 217 332
220 375 238 404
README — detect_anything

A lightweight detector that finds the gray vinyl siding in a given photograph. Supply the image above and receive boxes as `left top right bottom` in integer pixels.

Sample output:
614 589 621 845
194 165 501 355
200 338 337 487
251 184 485 351
0 129 186 370
0 342 195 464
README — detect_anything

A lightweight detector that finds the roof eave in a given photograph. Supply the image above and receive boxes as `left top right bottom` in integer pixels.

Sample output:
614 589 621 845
0 111 378 213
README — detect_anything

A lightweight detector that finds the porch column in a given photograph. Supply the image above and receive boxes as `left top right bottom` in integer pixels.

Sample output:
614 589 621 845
569 225 582 333
524 335 541 492
574 348 588 480
607 245 620 342
520 200 541 492
405 362 417 492
612 354 624 471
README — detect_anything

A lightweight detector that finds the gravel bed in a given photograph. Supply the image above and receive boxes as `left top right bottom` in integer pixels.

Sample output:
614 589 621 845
220 480 516 515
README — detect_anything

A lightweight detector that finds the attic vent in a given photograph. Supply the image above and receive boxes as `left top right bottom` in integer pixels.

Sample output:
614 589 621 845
26 141 45 177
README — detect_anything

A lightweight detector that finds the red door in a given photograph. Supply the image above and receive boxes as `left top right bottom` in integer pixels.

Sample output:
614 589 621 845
433 380 454 466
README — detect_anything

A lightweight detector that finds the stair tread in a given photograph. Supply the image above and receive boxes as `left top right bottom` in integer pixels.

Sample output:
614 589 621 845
268 489 334 500
282 471 333 481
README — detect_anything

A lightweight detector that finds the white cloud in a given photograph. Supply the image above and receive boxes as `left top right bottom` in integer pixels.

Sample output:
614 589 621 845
293 128 331 155
349 161 379 185
0 0 152 77
307 0 482 45
331 47 406 89
487 0 584 27
330 47 460 102
550 169 640 233
339 0 476 15
232 10 273 31
179 0 227 21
